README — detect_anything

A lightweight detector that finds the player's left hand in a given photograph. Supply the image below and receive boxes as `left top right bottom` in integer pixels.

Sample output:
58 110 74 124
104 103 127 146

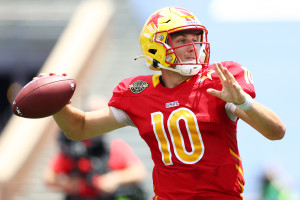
207 62 247 104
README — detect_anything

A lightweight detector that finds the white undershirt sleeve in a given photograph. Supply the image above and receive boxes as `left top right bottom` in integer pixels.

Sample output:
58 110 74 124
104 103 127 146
225 102 238 122
110 106 136 127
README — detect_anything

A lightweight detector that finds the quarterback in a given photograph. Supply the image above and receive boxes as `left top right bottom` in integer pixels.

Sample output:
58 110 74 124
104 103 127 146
51 7 286 200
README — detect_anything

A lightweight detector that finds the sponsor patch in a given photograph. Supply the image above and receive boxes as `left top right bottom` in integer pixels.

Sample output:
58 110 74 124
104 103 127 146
129 80 149 94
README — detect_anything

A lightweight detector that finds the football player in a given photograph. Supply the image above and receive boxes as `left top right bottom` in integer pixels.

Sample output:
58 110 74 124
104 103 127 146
51 7 285 200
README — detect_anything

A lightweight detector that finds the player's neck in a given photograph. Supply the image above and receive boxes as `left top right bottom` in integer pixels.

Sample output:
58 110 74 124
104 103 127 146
161 69 191 88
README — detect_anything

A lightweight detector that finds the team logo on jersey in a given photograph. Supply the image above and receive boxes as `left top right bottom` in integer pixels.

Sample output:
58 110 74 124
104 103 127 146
129 80 149 94
199 70 215 82
165 101 179 108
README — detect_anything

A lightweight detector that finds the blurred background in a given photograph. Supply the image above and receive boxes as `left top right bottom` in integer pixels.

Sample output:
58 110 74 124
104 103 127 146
0 0 299 199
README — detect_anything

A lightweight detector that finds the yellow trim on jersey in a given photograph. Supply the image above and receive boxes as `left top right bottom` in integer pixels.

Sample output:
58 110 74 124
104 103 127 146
229 148 241 161
152 74 161 88
230 148 244 176
186 76 192 82
152 74 192 87
235 164 244 177
229 148 245 194
238 180 245 193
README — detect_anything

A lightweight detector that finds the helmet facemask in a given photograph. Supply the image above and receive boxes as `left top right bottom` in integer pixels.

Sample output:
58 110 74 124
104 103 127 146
150 25 210 76
155 27 210 76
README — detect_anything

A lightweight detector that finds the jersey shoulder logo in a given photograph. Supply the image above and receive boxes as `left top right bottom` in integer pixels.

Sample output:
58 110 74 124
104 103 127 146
199 69 215 83
129 80 149 94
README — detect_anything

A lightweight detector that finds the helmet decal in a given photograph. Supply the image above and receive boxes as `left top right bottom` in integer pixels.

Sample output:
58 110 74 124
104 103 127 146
146 11 164 30
171 7 196 22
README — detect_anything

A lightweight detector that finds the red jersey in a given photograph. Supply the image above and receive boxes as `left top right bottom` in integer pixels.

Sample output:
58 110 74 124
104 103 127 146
108 61 255 200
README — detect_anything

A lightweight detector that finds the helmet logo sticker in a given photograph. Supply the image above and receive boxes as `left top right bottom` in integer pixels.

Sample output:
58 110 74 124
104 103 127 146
171 7 199 25
129 80 149 94
175 7 196 21
146 11 164 30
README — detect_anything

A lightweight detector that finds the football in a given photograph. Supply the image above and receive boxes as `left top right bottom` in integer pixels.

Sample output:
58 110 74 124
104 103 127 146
12 75 76 118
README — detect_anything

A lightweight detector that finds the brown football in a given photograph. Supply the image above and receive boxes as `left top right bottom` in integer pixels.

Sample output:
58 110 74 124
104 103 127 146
12 75 76 118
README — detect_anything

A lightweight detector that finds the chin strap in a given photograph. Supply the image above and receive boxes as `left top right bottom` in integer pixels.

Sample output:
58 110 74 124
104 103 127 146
134 55 202 76
134 55 151 61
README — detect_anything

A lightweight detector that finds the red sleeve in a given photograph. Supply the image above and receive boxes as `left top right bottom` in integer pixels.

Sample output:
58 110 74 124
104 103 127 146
108 139 142 170
49 152 74 174
223 61 256 98
108 75 153 112
108 77 132 110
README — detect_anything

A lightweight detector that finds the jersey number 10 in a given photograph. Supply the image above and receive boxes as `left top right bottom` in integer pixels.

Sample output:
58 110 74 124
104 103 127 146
151 107 205 165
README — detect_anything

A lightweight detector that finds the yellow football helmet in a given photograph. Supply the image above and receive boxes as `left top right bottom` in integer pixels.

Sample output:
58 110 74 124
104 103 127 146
137 7 210 76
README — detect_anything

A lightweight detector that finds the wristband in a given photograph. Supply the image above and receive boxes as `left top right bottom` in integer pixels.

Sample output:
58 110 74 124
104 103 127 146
234 93 253 111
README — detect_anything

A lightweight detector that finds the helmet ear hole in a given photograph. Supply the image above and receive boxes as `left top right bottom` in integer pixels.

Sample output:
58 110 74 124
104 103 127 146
148 49 157 55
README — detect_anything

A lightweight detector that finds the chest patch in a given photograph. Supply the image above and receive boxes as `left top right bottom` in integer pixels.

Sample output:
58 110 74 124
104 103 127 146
129 80 149 94
166 101 179 108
